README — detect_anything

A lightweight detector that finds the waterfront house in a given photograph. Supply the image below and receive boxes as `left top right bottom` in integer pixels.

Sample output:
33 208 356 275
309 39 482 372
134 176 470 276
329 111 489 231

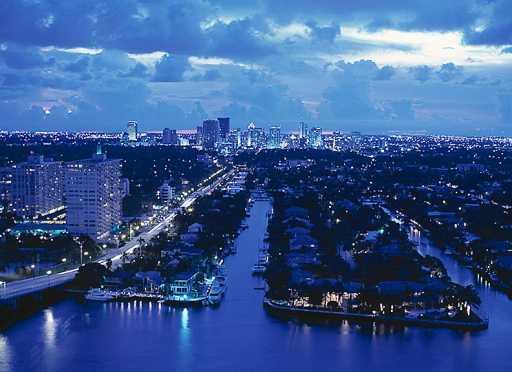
169 271 199 295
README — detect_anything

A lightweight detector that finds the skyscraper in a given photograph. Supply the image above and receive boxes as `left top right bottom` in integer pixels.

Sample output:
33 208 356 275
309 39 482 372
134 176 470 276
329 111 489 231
162 128 178 145
127 121 138 142
227 129 241 149
202 119 219 150
11 154 64 219
309 127 323 148
65 148 122 242
218 117 230 140
269 126 281 149
299 122 308 139
157 181 175 205
196 126 203 146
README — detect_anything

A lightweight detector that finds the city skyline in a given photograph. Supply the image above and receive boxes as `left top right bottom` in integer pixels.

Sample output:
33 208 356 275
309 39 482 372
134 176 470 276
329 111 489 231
0 1 511 135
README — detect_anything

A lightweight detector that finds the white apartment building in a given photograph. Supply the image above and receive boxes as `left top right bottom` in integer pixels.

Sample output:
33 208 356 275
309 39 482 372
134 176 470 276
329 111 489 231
11 154 64 219
65 150 122 242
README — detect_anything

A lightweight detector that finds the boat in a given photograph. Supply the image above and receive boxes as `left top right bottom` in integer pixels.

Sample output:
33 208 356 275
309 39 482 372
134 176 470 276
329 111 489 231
164 293 207 306
208 281 227 306
252 264 266 275
85 288 115 302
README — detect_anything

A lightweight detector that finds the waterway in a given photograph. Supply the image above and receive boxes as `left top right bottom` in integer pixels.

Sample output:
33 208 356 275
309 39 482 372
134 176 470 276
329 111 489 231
1 200 511 372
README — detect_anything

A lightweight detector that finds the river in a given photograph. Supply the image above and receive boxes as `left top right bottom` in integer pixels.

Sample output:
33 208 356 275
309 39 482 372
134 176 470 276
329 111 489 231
0 200 511 372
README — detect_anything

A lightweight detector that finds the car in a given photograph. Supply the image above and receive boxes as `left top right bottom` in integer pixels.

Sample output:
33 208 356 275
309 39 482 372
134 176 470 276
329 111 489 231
0 281 6 288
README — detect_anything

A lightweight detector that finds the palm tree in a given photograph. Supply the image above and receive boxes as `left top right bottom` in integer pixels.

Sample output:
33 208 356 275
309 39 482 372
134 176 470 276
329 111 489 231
137 237 146 257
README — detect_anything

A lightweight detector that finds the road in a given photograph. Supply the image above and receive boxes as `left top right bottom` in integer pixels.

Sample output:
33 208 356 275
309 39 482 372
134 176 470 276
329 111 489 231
0 167 235 301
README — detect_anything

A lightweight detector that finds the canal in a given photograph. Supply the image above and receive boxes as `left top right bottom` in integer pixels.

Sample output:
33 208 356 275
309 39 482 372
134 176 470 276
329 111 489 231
1 200 511 371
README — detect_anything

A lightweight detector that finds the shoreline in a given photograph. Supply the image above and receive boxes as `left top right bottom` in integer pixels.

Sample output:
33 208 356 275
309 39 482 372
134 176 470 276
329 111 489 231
263 298 489 331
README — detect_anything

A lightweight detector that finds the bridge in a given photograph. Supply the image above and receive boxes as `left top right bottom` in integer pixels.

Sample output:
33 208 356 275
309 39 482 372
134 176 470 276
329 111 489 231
0 167 234 302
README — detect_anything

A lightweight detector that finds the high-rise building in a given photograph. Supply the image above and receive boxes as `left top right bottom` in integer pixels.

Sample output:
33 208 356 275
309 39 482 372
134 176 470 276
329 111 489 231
227 129 241 149
202 119 219 150
309 127 323 148
162 128 178 145
299 122 308 139
218 117 230 140
157 181 175 205
0 167 13 209
269 126 281 149
65 147 122 242
127 121 138 142
11 154 64 219
246 122 266 148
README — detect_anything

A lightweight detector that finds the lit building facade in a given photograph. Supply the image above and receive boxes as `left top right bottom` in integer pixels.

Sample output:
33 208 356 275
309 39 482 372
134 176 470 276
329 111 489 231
65 149 122 242
309 127 323 148
269 126 281 149
127 121 138 142
299 122 308 139
11 154 64 219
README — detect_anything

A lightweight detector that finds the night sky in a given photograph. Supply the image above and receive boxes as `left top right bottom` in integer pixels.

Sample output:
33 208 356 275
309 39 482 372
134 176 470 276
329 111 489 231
1 0 511 134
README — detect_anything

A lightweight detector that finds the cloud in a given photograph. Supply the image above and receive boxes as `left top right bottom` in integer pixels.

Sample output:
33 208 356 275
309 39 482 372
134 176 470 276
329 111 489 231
374 65 396 80
191 69 221 81
436 63 463 82
119 63 149 79
205 17 276 60
63 57 90 73
464 0 512 46
0 44 54 69
410 65 432 82
306 21 340 43
0 0 510 134
461 75 481 85
217 67 311 126
153 54 190 82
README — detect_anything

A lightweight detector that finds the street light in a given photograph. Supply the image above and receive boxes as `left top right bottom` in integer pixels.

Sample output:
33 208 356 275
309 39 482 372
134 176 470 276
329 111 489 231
61 258 67 263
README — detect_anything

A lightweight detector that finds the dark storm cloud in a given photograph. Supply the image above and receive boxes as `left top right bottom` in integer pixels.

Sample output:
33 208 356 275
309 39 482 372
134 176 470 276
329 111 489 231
153 54 190 82
464 0 512 46
205 17 276 60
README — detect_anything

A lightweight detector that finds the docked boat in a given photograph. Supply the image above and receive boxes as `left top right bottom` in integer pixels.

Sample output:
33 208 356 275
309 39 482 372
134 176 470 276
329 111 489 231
164 293 207 306
252 264 266 275
85 288 115 302
208 280 227 306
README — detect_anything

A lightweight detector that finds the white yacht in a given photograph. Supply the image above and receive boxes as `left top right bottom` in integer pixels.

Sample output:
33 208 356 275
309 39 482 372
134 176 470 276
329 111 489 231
208 281 227 305
85 288 115 302
252 264 266 275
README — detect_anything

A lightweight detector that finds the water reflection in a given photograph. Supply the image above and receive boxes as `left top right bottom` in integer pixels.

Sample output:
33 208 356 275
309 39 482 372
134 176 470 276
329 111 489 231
0 335 12 372
43 309 57 350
